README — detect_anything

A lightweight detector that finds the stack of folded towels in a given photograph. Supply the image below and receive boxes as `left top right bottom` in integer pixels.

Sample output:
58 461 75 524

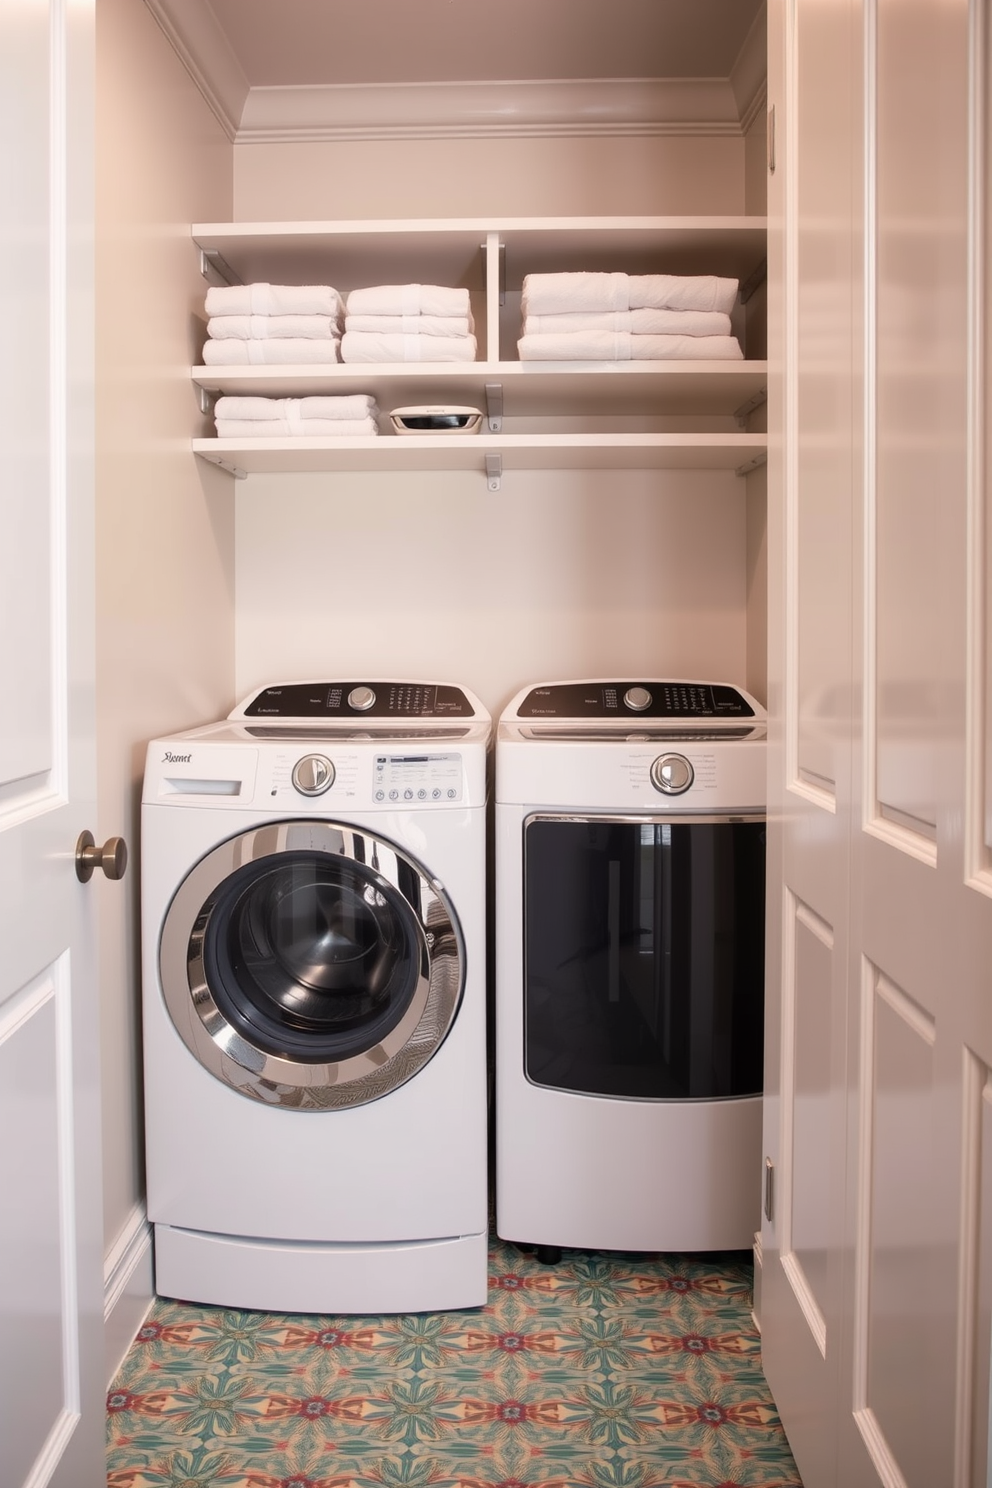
341 284 477 363
214 394 379 439
202 283 345 365
516 271 742 361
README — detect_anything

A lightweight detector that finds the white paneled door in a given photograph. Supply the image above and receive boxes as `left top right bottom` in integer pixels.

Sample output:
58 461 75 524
0 2 107 1486
764 0 992 1484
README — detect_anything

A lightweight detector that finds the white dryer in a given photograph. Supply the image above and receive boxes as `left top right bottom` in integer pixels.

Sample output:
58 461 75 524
141 679 490 1314
495 679 766 1258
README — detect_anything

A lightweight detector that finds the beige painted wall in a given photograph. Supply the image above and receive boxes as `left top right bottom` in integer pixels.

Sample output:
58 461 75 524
234 135 747 221
95 0 234 1293
235 468 748 716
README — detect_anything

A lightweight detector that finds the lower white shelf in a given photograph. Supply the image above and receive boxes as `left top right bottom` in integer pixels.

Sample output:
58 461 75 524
191 433 768 477
191 360 769 419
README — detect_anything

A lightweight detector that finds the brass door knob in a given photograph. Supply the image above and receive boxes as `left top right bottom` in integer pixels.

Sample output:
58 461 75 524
75 831 128 883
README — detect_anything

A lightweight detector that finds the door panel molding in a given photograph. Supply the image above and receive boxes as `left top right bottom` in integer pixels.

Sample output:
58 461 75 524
0 959 82 1488
954 1050 992 1486
967 0 992 890
787 897 833 1347
853 962 936 1484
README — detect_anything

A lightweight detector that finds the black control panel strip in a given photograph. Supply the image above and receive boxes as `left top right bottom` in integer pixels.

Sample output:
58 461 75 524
243 682 473 719
517 682 755 720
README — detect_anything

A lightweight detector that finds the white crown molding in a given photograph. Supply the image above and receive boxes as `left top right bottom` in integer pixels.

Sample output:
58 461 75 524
237 76 747 143
731 2 768 132
143 0 249 141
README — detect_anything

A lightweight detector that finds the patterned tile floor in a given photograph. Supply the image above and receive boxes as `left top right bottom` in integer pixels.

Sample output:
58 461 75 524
107 1238 802 1488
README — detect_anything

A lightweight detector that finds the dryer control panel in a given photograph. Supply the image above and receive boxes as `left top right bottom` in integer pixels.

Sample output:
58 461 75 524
517 681 757 720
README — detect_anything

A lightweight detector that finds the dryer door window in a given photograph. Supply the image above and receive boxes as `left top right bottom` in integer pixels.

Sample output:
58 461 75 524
160 820 464 1110
522 813 765 1101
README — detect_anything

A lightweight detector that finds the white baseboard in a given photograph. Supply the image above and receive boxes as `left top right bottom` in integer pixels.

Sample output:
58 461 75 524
104 1204 155 1384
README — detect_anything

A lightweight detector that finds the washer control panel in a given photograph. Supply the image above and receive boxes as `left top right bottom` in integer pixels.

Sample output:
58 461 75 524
239 681 476 719
373 752 463 804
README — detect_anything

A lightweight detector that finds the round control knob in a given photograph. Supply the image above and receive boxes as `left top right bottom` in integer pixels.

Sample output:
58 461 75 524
292 754 335 796
650 753 694 795
624 686 653 712
348 685 376 712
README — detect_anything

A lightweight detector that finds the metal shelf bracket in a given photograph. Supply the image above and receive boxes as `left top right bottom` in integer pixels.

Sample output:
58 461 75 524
735 451 768 478
485 382 504 432
199 248 242 287
196 384 218 417
739 257 767 305
485 453 502 491
734 386 768 428
198 450 247 480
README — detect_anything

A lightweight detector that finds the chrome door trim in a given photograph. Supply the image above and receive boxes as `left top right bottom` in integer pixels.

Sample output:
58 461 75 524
159 819 463 1110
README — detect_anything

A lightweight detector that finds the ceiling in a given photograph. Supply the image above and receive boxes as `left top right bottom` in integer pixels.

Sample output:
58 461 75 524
201 0 765 88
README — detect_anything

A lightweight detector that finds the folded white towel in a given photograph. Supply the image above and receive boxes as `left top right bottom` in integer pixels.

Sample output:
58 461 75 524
215 417 379 439
345 311 475 337
521 272 739 317
214 394 378 423
341 330 478 364
205 283 345 318
522 307 732 338
516 331 743 361
207 314 340 341
346 284 472 319
202 338 341 365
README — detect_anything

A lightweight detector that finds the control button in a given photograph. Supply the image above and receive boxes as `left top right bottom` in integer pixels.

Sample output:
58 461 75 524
625 686 652 712
417 788 428 800
291 754 335 796
388 789 399 800
650 753 694 795
374 790 385 801
348 685 376 712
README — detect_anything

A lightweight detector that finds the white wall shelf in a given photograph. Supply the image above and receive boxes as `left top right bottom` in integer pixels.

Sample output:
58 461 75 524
190 216 768 475
191 361 768 420
192 432 767 479
191 216 767 288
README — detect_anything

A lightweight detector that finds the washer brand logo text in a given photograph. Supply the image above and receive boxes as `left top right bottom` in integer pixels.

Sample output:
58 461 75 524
162 750 192 764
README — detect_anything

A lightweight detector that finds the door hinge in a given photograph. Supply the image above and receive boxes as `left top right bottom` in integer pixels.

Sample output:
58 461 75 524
764 1156 775 1223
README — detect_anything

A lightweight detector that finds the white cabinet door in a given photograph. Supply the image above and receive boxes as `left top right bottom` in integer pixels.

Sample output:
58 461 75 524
764 0 992 1484
0 2 106 1485
761 0 860 1478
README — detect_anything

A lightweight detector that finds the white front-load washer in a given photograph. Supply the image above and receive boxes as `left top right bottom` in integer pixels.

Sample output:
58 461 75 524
141 679 490 1314
495 679 766 1258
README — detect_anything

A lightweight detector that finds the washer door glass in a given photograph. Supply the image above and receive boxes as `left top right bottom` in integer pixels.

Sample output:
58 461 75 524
160 820 463 1109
